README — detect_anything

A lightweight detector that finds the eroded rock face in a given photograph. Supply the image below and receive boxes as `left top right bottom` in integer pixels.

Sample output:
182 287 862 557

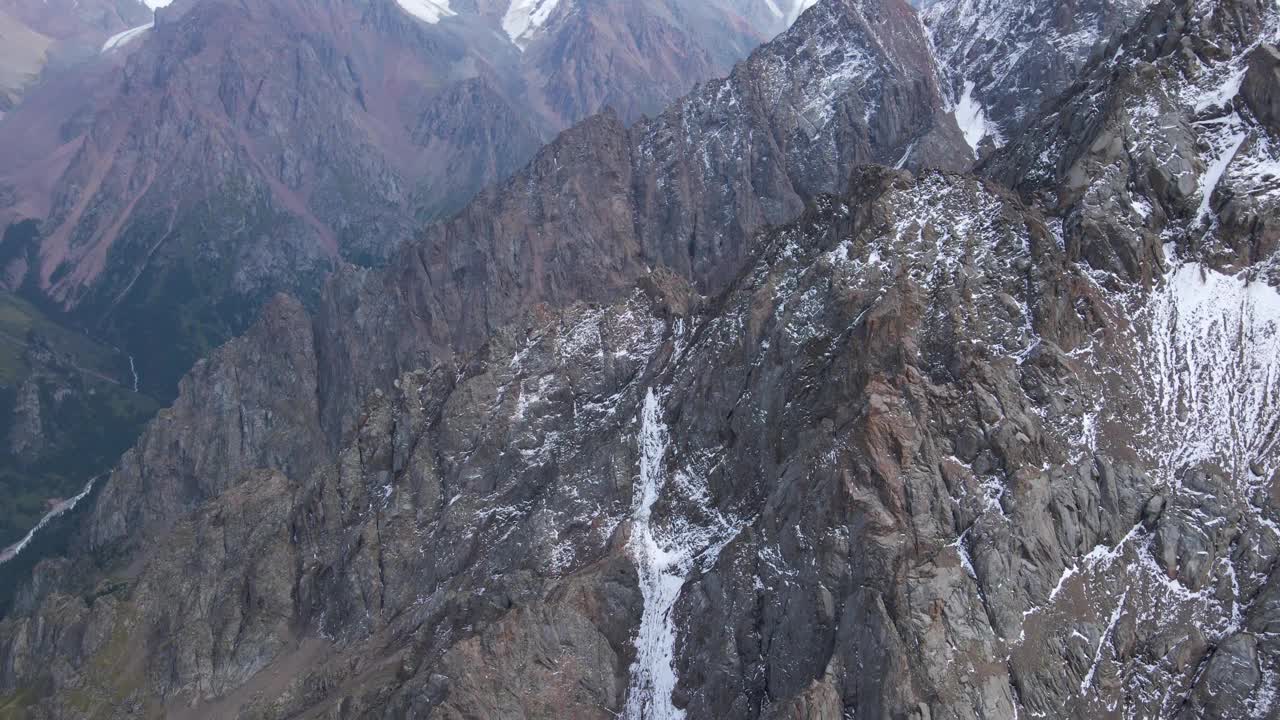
1244 42 1280 132
923 0 1156 152
5 159 1276 718
74 0 970 556
987 0 1280 286
2 0 1279 718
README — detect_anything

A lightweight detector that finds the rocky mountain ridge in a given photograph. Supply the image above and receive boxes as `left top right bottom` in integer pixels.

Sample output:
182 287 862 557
924 0 1157 156
3 0 1279 717
0 0 772 397
76 0 972 557
0 0 785 549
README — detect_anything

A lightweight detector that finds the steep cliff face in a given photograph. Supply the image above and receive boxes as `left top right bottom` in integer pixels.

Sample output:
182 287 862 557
5 0 1279 717
924 0 1156 156
0 0 774 540
5 159 1275 716
9 166 1064 718
987 0 1279 284
71 0 968 556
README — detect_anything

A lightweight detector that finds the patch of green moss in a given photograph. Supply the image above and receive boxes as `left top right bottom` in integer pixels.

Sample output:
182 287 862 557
62 606 154 718
0 685 39 720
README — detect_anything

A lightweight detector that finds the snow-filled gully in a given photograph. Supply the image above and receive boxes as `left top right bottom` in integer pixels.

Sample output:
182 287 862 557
624 388 738 719
624 389 686 720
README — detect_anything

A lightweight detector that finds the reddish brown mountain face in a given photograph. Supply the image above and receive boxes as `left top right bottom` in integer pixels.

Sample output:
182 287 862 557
0 0 775 396
0 0 780 562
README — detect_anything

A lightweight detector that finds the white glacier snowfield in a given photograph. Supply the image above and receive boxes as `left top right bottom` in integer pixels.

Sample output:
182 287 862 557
1141 251 1280 491
102 0 174 52
767 0 821 26
503 0 561 48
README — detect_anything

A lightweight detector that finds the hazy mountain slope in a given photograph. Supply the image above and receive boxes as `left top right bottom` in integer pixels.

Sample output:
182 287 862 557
0 0 150 71
0 11 51 116
0 0 152 119
0 0 777 604
57 0 966 561
0 0 769 398
0 286 156 553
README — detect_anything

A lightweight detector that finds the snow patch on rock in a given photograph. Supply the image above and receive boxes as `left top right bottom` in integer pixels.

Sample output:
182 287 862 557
102 22 153 52
1142 251 1280 486
953 80 1000 157
625 386 739 719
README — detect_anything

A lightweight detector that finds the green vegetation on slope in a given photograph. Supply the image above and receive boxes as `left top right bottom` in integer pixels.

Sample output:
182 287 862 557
0 288 158 550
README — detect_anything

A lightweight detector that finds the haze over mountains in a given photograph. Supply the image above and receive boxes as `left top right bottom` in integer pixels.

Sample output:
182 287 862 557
0 0 773 394
0 0 797 550
1 0 1279 718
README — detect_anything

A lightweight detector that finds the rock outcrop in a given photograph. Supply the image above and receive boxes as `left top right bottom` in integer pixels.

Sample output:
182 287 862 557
924 0 1156 154
72 0 969 555
1244 42 1280 132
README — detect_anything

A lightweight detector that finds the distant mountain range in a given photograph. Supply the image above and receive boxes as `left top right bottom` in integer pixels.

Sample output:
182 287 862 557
0 0 796 550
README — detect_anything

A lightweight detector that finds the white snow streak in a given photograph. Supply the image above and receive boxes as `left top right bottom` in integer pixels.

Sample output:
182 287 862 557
102 22 153 52
1194 123 1247 225
0 476 99 565
1081 590 1128 693
625 389 739 719
625 389 686 720
1194 67 1246 112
